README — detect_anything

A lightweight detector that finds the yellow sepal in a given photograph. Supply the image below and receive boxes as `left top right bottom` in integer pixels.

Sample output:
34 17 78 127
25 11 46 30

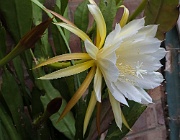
83 91 97 135
57 66 96 122
119 5 129 27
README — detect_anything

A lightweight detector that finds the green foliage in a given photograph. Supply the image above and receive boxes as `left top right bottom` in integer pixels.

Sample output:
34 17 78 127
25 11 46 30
33 68 75 139
0 0 32 43
51 3 69 55
115 0 124 7
0 103 21 140
1 69 33 140
0 24 6 59
105 101 146 140
144 0 179 40
74 0 89 32
99 0 117 34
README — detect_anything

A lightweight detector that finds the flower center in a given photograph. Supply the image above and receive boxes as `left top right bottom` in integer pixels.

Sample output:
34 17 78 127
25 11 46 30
135 61 147 78
117 61 147 84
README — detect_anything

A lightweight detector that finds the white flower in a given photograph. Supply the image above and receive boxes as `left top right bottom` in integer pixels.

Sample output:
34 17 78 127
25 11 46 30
107 19 166 108
35 0 166 133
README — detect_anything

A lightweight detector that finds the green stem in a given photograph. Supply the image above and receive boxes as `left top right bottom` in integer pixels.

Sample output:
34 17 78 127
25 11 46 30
0 44 23 67
30 49 38 64
128 0 148 22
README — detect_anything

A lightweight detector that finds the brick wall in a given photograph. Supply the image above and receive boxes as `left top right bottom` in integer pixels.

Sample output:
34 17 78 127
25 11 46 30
68 0 167 139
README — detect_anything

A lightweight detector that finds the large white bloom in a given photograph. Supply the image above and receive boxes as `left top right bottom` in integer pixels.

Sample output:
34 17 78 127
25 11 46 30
85 18 166 129
35 0 166 133
105 19 166 107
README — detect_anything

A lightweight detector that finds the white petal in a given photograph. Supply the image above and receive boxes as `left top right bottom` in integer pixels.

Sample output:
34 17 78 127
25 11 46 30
150 48 167 60
135 87 153 104
108 91 122 130
105 80 129 106
94 67 102 102
118 18 145 39
98 58 119 82
105 52 117 64
138 25 158 37
114 80 152 104
84 40 98 60
117 53 162 71
99 39 122 59
104 24 121 48
116 37 161 56
134 72 164 89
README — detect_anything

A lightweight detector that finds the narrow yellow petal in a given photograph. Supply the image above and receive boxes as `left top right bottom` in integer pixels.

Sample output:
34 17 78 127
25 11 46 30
95 28 101 48
94 67 102 102
121 111 131 130
119 5 129 27
55 23 92 42
39 60 95 79
34 53 91 69
58 66 96 121
83 91 97 135
45 8 75 26
108 91 122 130
88 4 106 48
89 0 96 5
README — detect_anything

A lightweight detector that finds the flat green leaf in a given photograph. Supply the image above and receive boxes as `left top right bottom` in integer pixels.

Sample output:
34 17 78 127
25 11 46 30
99 0 117 34
74 98 87 140
0 0 32 43
144 0 179 40
12 56 32 113
0 23 6 59
0 103 21 140
33 67 75 140
61 0 68 14
1 69 33 140
74 0 89 32
13 56 25 87
32 0 45 25
115 0 123 7
105 101 146 140
51 5 69 55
